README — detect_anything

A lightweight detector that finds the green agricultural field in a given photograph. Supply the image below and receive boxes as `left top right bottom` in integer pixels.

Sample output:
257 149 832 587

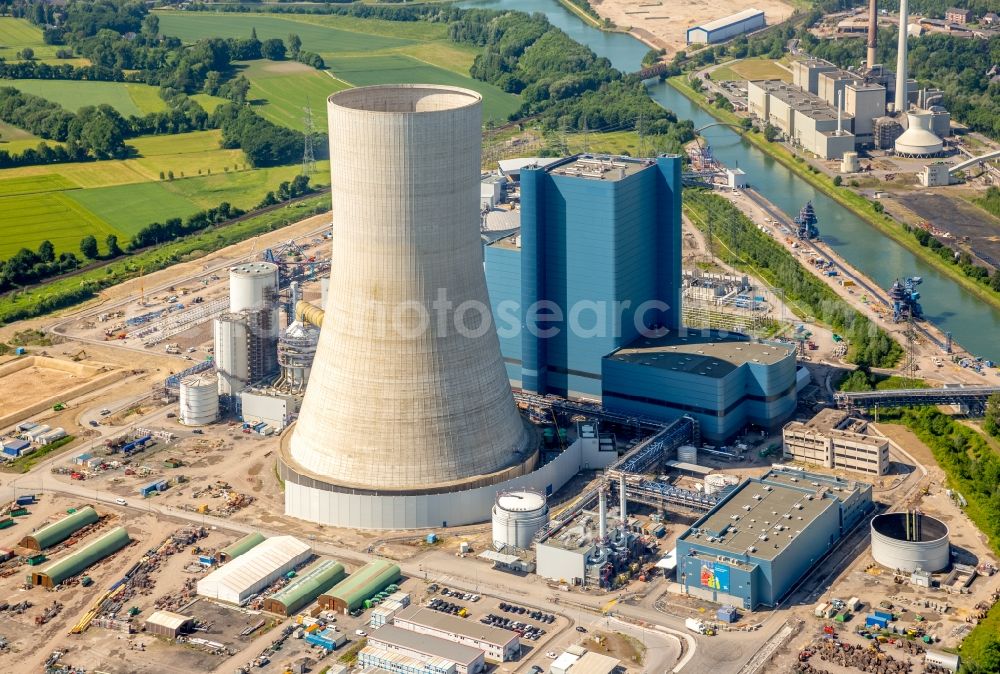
2 80 168 116
0 191 120 259
242 61 350 132
190 93 228 113
67 182 202 236
0 17 60 62
0 174 78 198
163 161 329 210
325 54 520 122
0 120 53 155
156 12 415 53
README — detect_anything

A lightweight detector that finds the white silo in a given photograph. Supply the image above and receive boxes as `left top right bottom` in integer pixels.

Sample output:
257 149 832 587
287 85 533 496
214 314 249 396
677 445 698 463
179 373 219 425
229 262 278 314
492 490 549 550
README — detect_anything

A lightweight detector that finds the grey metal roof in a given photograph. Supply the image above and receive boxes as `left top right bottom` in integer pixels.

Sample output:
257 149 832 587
368 625 483 666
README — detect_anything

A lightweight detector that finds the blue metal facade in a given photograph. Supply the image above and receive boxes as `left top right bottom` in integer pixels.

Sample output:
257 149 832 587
675 470 873 609
484 155 682 399
601 338 798 442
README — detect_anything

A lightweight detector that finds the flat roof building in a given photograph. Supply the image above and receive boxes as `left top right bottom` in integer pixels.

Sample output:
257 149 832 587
602 330 797 442
369 625 486 674
687 9 766 44
197 535 311 605
783 408 890 476
359 646 456 674
675 467 872 608
393 605 520 662
747 80 856 159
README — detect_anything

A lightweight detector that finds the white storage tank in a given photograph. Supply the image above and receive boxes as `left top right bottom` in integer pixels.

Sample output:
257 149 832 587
841 151 859 173
492 490 548 550
677 445 698 463
229 262 278 313
214 314 249 396
704 473 740 497
179 373 219 426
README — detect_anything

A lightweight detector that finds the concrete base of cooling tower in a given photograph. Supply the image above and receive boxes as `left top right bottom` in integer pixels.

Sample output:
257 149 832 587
278 425 584 530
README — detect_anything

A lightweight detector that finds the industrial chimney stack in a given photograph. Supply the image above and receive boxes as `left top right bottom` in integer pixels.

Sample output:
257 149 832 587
894 0 909 113
866 0 878 71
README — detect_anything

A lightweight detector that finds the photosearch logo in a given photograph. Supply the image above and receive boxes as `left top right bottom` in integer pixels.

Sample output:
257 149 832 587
337 290 679 341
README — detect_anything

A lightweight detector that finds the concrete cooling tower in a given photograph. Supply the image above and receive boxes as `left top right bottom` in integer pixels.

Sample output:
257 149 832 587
280 85 542 529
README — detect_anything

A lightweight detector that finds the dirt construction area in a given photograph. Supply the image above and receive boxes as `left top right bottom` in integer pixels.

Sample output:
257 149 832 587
896 191 1000 269
761 423 1000 674
591 0 794 54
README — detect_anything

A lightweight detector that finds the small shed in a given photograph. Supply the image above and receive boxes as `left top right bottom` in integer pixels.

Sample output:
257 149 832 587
145 610 193 638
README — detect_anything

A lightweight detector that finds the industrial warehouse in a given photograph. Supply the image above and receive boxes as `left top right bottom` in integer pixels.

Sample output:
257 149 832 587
196 535 312 604
675 468 873 608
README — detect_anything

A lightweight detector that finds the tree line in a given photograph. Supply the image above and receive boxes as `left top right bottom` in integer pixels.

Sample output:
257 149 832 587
685 190 903 369
0 176 316 293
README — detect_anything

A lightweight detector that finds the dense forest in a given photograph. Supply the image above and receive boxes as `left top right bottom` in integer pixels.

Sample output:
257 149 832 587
801 28 1000 140
685 190 902 369
451 9 693 142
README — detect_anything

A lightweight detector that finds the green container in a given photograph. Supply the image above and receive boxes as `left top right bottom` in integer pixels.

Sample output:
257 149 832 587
81 576 93 587
364 599 373 609
66 508 77 514
26 554 47 566
10 508 29 517
0 518 14 529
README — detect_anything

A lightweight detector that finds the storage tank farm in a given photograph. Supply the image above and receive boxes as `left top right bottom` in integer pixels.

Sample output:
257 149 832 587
279 84 541 529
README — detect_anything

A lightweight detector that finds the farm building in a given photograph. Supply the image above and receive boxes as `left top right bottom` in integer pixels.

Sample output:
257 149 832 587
145 610 193 638
197 535 311 605
216 531 265 562
262 559 346 616
318 559 401 613
30 526 131 588
20 506 99 551
687 9 766 44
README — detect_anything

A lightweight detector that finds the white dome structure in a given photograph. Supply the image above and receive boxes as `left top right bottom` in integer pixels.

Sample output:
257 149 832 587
895 111 943 157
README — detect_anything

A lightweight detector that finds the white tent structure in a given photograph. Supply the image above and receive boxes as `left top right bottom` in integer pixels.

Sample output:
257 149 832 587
197 535 311 605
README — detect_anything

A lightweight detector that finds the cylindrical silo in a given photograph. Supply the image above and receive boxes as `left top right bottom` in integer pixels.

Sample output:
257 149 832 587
677 445 698 463
492 490 549 550
229 262 278 314
214 314 249 396
288 85 533 493
179 373 219 425
871 512 950 572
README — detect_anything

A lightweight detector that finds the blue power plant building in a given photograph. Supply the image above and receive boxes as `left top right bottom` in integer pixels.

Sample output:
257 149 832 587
675 467 873 609
484 154 797 441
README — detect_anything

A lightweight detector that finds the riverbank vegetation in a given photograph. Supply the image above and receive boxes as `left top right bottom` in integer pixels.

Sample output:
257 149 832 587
684 190 902 369
975 187 1000 220
837 371 926 392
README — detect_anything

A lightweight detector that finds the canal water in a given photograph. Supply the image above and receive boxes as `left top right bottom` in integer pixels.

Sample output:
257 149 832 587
461 0 1000 361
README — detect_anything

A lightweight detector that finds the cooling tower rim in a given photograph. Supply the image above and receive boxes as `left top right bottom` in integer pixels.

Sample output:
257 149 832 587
329 84 482 115
279 420 540 496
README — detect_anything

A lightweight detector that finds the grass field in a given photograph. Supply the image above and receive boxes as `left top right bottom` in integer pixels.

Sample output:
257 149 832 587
0 17 61 62
156 11 520 124
67 182 202 236
156 12 416 53
325 54 520 122
190 93 229 113
0 120 53 155
711 58 792 82
3 79 169 116
0 191 119 258
0 174 78 197
241 61 350 132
